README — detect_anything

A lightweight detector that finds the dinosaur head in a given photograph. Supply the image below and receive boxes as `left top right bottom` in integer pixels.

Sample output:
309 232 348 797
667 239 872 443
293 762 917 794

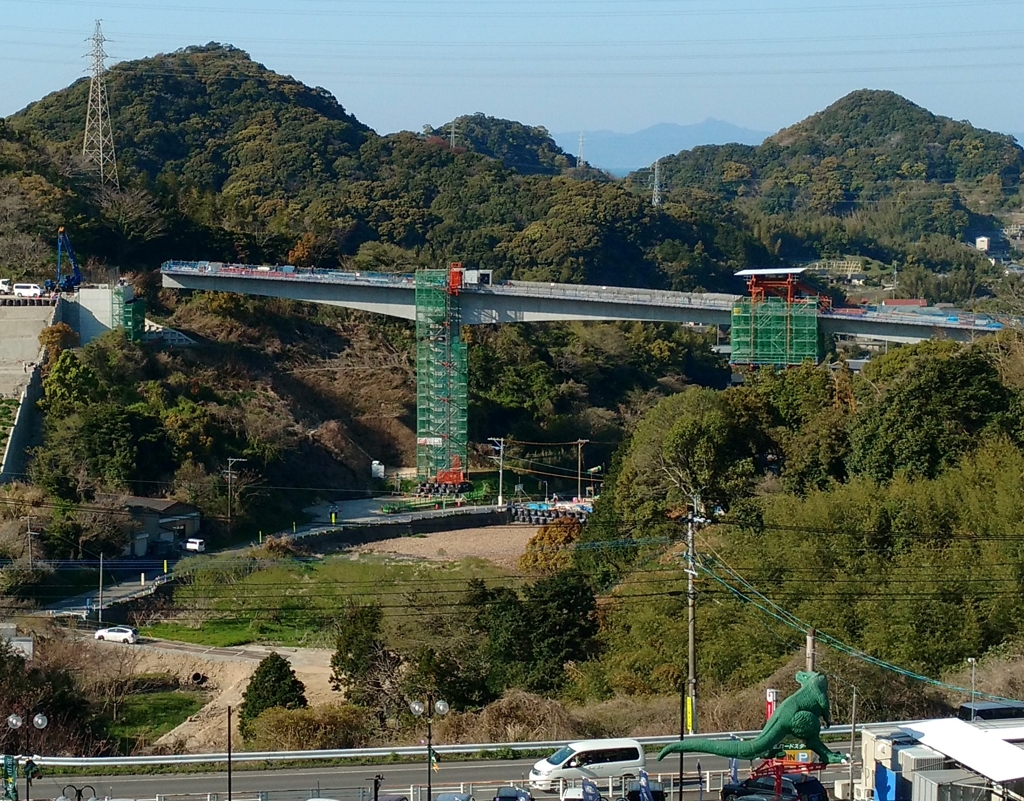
795 670 832 727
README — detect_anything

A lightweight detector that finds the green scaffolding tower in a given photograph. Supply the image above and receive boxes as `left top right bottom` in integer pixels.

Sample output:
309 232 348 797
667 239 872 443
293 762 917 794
111 282 145 342
730 297 819 366
415 269 468 481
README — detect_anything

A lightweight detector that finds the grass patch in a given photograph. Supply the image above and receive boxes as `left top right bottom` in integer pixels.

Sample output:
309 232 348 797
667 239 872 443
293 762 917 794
108 690 206 753
146 552 512 648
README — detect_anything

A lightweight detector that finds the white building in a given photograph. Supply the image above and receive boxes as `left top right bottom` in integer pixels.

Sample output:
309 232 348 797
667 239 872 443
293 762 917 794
845 717 1024 801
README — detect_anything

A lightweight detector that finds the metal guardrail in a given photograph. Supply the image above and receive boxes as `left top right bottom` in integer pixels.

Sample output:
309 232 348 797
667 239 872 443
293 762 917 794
34 727 870 768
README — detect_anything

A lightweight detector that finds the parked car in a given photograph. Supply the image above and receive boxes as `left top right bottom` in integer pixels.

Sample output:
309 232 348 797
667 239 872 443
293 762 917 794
560 788 608 801
721 775 828 801
13 283 41 298
181 537 206 552
625 780 665 801
494 789 532 801
94 626 138 644
0 280 11 295
436 794 474 801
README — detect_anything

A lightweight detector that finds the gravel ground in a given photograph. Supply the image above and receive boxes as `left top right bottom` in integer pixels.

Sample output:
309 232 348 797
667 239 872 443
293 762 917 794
357 524 539 570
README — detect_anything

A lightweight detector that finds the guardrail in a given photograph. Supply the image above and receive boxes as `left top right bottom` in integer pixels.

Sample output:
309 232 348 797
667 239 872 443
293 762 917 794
33 726 871 768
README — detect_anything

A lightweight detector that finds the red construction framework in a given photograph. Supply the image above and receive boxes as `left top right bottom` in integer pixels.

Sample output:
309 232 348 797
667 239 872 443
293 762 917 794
749 758 829 797
744 272 832 310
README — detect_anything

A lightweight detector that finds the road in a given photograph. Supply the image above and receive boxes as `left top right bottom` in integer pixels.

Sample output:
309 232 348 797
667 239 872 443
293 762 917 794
35 754 856 801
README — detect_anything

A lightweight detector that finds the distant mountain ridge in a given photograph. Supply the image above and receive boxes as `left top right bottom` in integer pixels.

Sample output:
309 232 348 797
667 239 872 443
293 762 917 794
551 120 769 175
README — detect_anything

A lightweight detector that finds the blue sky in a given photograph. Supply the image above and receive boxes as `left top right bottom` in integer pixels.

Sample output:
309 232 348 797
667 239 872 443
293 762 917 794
2 0 1023 137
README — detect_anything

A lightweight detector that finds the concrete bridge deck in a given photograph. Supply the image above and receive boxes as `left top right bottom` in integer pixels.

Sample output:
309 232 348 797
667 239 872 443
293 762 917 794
160 262 1005 345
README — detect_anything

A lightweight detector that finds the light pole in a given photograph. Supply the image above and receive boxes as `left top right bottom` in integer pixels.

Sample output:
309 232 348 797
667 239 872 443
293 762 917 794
539 480 548 502
7 712 47 801
409 695 449 801
968 657 977 719
488 438 505 507
225 457 247 535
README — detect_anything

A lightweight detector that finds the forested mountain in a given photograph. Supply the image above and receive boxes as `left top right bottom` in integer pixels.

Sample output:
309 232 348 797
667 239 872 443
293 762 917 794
15 44 373 199
643 90 1024 209
424 113 577 176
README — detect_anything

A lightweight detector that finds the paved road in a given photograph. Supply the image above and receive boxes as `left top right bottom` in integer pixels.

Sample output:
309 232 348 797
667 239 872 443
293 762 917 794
34 753 855 801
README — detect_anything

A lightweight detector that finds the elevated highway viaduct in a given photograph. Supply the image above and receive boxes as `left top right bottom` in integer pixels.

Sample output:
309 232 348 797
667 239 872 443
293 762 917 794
160 263 1002 345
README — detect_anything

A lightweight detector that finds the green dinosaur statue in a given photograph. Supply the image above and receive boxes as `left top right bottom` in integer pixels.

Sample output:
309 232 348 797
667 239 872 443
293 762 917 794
657 671 845 764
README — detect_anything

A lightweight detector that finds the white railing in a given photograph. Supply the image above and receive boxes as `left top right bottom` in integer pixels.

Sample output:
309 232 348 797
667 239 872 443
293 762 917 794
32 726 876 768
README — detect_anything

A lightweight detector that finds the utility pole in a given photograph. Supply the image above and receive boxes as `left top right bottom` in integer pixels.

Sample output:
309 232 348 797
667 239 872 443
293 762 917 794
450 119 457 149
97 552 103 626
806 628 816 672
489 438 505 507
576 439 589 501
83 20 119 186
968 657 977 719
225 457 247 535
577 132 585 168
652 159 662 207
22 516 33 570
687 495 699 735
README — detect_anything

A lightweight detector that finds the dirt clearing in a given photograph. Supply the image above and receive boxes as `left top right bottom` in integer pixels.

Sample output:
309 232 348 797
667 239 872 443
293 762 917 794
120 641 334 752
356 524 539 570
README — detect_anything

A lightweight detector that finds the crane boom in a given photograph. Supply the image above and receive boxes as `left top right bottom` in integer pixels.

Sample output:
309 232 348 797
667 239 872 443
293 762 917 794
52 226 82 293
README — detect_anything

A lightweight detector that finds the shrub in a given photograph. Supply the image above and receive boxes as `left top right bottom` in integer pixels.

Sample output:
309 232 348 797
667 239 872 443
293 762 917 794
518 517 582 575
246 703 370 750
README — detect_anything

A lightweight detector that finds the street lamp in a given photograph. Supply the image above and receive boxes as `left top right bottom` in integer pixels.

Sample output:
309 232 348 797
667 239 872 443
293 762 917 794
409 695 449 801
539 480 548 502
7 712 47 801
967 657 977 720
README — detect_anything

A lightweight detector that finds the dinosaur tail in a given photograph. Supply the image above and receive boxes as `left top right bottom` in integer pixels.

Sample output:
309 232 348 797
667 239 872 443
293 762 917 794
657 733 773 761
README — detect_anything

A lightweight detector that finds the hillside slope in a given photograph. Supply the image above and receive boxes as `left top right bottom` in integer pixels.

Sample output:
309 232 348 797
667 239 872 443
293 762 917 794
644 90 1024 211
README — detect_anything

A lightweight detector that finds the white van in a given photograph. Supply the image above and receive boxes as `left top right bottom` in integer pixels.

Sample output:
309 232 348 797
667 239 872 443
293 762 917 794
0 280 11 294
13 284 41 298
529 739 645 792
182 538 206 552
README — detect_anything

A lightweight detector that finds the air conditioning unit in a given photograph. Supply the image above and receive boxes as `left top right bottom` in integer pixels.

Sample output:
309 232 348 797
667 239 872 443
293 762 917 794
898 746 946 774
834 780 852 800
854 783 873 800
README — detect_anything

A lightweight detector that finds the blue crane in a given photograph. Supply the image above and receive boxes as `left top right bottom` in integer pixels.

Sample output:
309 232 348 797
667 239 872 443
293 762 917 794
46 226 82 293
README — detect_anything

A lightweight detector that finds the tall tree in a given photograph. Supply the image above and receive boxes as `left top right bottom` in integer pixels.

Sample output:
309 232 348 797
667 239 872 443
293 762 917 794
239 652 307 739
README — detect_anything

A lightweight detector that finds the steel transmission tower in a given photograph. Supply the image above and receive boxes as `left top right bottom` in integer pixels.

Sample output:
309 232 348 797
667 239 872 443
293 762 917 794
652 159 662 207
577 132 585 168
83 20 119 187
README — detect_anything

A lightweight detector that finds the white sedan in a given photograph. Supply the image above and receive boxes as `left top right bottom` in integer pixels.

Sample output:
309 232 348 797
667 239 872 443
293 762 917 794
94 626 138 644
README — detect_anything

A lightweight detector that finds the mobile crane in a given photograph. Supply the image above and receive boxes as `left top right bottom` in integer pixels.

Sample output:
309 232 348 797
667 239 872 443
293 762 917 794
45 226 82 293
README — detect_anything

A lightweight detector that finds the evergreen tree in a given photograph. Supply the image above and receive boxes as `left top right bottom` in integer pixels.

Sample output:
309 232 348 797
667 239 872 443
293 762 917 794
239 653 307 739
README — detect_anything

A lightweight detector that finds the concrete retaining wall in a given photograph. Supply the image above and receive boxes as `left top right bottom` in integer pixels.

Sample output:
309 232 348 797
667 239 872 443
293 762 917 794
0 362 43 483
303 509 510 550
